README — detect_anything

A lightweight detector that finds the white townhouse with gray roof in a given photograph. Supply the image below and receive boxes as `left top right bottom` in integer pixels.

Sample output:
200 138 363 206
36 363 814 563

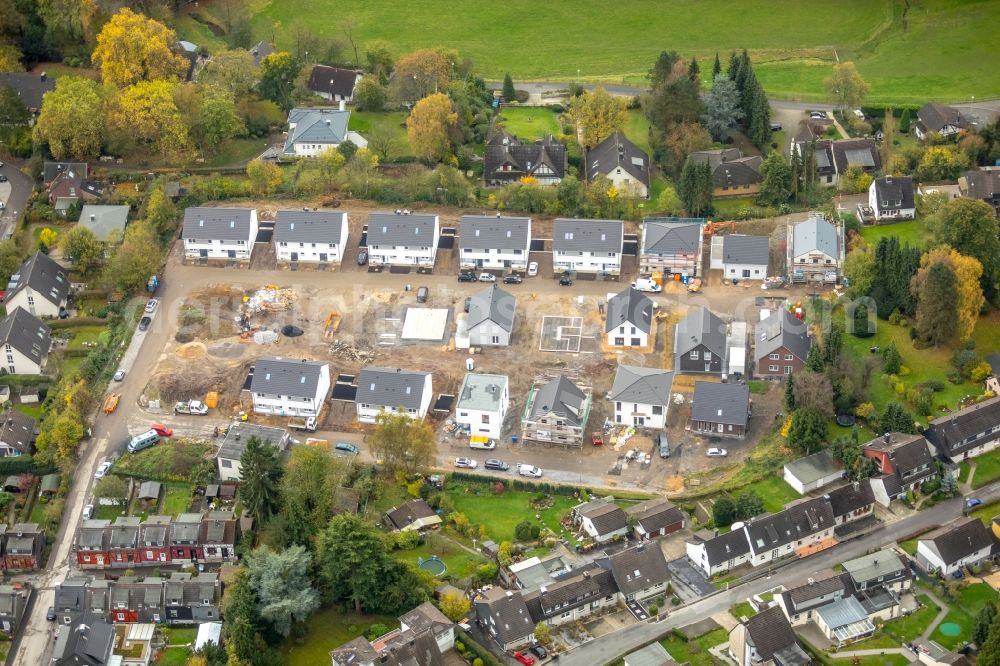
355 367 433 423
282 107 367 158
249 357 331 417
459 215 532 271
365 212 439 268
0 309 51 375
609 365 673 429
467 285 516 347
640 218 704 276
552 218 624 276
2 251 69 319
455 373 509 440
605 287 654 348
788 214 843 283
721 234 770 281
273 209 348 266
182 207 258 262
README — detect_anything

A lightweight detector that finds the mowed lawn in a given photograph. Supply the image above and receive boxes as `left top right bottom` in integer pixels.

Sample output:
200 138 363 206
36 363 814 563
660 628 729 666
747 475 800 513
447 483 579 543
859 220 931 249
496 107 562 140
963 449 1000 490
281 608 397 666
246 0 999 103
929 583 998 650
348 111 413 159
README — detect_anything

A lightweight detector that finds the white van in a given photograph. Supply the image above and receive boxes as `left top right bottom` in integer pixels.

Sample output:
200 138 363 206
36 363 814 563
469 437 497 451
631 277 662 293
127 429 160 454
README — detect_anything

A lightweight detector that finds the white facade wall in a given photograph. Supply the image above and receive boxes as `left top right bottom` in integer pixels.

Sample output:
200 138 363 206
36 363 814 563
686 540 750 577
459 247 529 270
4 290 62 319
290 131 368 158
747 526 833 567
916 541 991 576
724 262 768 281
580 517 627 543
468 320 512 347
868 186 916 221
217 457 241 483
356 375 434 424
183 212 258 259
1 343 45 375
606 322 649 349
543 595 618 627
952 436 1000 461
613 400 666 429
455 388 509 440
553 250 622 275
276 240 342 263
369 225 440 267
605 168 649 198
252 366 331 417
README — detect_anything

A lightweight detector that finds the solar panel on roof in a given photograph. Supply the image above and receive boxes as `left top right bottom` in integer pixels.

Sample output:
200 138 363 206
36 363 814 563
844 149 875 167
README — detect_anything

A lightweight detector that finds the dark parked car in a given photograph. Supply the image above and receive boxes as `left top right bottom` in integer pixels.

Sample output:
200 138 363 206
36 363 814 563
558 275 573 286
458 272 477 283
0 175 7 183
356 249 368 265
138 316 152 331
530 645 548 659
47 607 56 621
335 442 360 455
484 458 509 471
503 274 523 284
769 121 782 131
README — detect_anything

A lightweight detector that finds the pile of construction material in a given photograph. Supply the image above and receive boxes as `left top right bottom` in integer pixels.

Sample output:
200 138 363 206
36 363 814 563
244 285 297 314
330 339 376 364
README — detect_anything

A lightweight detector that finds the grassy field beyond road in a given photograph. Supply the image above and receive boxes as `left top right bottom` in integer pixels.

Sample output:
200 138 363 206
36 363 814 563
238 0 1000 103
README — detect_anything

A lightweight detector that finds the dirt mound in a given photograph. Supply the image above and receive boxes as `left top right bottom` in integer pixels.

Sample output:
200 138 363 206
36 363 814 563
664 476 685 493
208 342 245 359
176 342 207 359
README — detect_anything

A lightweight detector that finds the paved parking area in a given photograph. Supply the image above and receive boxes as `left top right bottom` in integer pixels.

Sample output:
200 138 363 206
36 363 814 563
668 557 717 598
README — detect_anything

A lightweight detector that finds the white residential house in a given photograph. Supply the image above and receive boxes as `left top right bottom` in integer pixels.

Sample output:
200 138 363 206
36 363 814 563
281 106 367 158
306 65 362 103
2 251 69 318
459 215 532 270
787 214 843 283
366 212 440 268
182 208 258 261
273 210 349 266
721 235 769 281
0 410 36 457
454 373 509 440
916 517 994 576
572 498 628 543
0 309 51 375
609 365 673 429
924 395 1000 463
869 176 916 221
249 357 331 417
586 131 651 198
552 218 624 275
355 367 433 423
467 285 516 347
605 287 653 348
914 102 968 141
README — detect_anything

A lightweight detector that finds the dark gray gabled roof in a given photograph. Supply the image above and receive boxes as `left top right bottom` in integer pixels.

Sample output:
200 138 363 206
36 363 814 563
0 309 50 366
690 381 749 426
695 527 751 565
960 169 1000 201
864 433 934 475
625 498 685 534
722 234 769 266
872 176 915 212
483 131 568 184
641 219 703 256
754 310 812 363
367 212 438 248
250 357 327 399
356 367 430 411
182 207 255 241
744 497 835 554
306 65 360 98
609 365 673 406
4 251 69 309
743 605 803 660
467 284 516 333
529 375 587 427
925 396 1000 458
608 543 670 597
0 72 55 110
921 517 995 566
605 287 653 334
830 138 880 173
826 482 875 519
459 215 531 251
690 149 762 188
474 588 535 646
575 498 628 536
675 306 727 358
918 102 967 133
552 218 624 253
273 210 347 244
587 131 651 191
283 107 351 153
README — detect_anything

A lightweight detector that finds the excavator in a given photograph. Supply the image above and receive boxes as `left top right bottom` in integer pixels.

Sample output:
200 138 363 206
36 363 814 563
702 220 737 237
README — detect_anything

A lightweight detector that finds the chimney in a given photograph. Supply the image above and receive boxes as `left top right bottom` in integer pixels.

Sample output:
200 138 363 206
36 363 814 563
40 72 47 81
90 214 95 221
883 432 891 444
325 119 331 126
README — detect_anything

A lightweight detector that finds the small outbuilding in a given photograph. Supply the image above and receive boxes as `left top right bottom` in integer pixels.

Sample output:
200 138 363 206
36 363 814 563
783 450 844 495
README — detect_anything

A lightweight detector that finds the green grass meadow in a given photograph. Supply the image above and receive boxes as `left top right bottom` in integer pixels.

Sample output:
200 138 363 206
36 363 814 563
929 583 998 649
235 0 1000 103
859 220 931 249
660 628 729 666
348 112 413 159
496 107 563 140
281 608 397 666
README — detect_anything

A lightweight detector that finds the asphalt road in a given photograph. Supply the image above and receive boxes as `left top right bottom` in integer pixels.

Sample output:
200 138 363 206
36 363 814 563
0 159 31 240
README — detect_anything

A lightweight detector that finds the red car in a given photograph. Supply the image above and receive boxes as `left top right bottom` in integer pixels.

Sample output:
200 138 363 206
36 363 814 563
150 423 173 437
513 652 535 666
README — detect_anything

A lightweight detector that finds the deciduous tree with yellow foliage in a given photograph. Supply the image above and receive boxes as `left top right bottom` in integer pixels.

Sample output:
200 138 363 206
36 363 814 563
406 92 458 162
91 8 189 87
911 245 984 344
107 81 189 156
569 86 626 148
33 76 103 159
